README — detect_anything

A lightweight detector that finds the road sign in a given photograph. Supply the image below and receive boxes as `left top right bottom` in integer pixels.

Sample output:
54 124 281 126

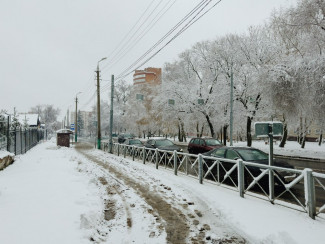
70 123 75 131
255 122 283 137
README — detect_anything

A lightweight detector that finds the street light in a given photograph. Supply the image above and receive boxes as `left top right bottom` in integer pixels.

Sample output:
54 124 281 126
96 57 107 149
75 92 82 142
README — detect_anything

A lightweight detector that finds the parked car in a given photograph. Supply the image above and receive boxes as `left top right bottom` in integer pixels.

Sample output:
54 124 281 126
203 146 296 186
123 139 143 147
188 137 222 154
144 138 182 152
118 133 135 143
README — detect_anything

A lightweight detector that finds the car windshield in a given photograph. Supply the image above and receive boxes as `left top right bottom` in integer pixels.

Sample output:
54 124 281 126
236 149 268 161
155 140 174 147
205 139 221 146
129 139 141 145
124 134 134 138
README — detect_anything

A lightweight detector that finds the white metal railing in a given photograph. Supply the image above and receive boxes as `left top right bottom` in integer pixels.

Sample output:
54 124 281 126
100 142 325 219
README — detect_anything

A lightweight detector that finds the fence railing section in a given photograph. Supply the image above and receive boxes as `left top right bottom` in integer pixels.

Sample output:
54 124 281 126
100 142 325 220
0 128 45 155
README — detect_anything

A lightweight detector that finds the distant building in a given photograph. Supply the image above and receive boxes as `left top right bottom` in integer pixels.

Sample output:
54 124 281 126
133 67 161 86
70 111 92 132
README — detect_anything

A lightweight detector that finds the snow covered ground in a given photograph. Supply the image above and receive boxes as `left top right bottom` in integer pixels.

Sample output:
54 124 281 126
0 140 324 244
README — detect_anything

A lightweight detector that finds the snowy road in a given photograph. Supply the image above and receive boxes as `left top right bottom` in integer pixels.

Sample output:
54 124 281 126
0 140 324 244
75 142 246 243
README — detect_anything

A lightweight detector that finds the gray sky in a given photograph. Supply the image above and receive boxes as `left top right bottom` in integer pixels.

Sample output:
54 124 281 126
0 0 297 119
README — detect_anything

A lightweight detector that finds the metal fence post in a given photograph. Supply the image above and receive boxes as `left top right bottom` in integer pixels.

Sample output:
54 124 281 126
304 168 316 219
25 129 27 153
198 154 203 184
155 148 159 169
6 116 10 151
29 129 31 150
123 145 126 158
174 150 177 175
185 155 188 175
117 144 120 156
237 159 245 198
268 130 275 203
14 129 17 155
143 147 146 164
132 146 135 161
20 127 22 154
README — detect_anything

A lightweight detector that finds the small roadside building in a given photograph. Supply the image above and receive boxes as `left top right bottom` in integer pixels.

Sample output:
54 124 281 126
56 129 73 147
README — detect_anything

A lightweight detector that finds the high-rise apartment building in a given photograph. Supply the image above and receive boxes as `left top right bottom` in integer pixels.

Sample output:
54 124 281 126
133 67 161 85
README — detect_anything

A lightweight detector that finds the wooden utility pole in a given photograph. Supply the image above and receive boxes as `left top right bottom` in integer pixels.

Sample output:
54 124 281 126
75 92 82 142
96 65 101 149
67 109 69 129
96 57 107 149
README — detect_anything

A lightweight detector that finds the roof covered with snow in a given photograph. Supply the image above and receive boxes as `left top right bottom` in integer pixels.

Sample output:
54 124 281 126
18 114 40 126
56 129 73 134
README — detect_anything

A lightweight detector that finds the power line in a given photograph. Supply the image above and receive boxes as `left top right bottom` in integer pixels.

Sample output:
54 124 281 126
115 0 214 80
101 0 163 71
118 0 223 80
102 0 177 73
78 0 223 112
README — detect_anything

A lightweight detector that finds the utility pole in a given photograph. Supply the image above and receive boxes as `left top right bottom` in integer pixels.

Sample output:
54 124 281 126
75 92 82 142
109 74 114 153
67 109 69 129
75 96 78 142
96 57 107 149
230 63 234 146
96 65 101 149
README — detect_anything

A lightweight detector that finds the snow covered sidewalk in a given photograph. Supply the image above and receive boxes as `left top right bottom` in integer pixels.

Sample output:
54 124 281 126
0 141 103 244
0 140 324 244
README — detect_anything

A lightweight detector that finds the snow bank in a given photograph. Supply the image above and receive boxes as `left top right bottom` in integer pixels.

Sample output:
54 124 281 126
0 150 14 159
234 140 325 159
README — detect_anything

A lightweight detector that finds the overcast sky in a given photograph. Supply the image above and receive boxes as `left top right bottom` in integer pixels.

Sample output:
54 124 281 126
0 0 297 119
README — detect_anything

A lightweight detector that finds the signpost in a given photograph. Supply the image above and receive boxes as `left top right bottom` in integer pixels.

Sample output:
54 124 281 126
255 121 283 203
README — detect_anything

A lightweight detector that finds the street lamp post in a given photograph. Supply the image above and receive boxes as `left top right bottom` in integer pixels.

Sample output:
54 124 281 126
75 92 82 142
96 57 107 149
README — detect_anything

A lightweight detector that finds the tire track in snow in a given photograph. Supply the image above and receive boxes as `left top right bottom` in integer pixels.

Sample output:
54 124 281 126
76 143 190 244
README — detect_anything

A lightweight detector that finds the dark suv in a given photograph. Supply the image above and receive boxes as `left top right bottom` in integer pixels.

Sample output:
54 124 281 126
145 138 182 152
188 137 222 154
118 133 135 143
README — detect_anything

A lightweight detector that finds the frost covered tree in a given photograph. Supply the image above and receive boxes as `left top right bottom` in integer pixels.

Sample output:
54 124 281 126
162 41 227 139
112 79 132 134
11 107 21 130
30 104 60 133
270 0 325 148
